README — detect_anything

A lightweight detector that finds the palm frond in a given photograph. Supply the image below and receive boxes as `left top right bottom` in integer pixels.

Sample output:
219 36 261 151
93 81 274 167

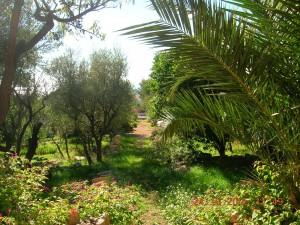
121 0 300 151
162 90 254 141
225 0 300 101
121 0 300 196
121 0 264 100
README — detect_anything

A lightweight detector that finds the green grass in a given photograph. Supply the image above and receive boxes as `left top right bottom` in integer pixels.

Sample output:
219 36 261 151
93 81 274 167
36 141 58 155
40 133 254 224
2 130 285 224
107 136 247 192
48 163 108 186
48 135 248 194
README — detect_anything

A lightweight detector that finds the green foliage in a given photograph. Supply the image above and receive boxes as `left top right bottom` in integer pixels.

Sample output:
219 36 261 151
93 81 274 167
152 133 198 165
36 142 58 155
122 0 300 205
0 132 254 225
160 185 195 224
0 152 144 224
0 155 47 214
99 135 241 192
30 199 70 225
75 184 143 224
48 48 135 162
138 51 181 121
235 162 300 225
138 79 156 117
0 154 71 224
160 161 300 225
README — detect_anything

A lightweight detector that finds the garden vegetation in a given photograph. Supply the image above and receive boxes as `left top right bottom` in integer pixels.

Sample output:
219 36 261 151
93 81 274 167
1 0 300 224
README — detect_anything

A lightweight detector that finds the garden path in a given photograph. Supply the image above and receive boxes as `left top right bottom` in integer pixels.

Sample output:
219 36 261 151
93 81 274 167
131 120 168 225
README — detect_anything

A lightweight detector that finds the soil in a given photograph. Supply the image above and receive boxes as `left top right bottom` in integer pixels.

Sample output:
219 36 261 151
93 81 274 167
132 119 154 138
131 120 168 224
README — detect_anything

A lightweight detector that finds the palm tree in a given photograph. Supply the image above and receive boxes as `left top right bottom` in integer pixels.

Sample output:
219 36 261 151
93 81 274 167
121 0 300 207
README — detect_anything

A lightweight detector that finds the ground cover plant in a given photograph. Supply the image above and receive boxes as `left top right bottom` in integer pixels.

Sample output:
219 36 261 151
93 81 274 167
160 163 300 225
1 0 299 224
0 151 145 225
1 121 300 224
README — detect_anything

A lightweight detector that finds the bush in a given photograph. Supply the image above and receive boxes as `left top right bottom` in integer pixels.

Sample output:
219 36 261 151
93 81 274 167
234 162 300 225
0 155 144 224
0 154 47 216
0 154 71 224
152 134 195 165
36 142 57 155
76 184 143 224
159 185 196 224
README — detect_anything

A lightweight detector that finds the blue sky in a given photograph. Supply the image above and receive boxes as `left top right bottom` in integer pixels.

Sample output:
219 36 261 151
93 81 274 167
52 0 159 87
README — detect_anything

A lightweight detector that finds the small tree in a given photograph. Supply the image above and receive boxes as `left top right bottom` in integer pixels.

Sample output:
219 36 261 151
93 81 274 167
48 49 134 162
0 77 46 156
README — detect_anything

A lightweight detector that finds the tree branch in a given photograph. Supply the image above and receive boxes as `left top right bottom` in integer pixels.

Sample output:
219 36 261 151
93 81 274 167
52 0 110 23
16 16 54 57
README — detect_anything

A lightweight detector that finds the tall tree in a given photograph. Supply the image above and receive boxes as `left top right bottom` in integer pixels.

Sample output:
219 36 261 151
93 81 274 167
0 0 118 125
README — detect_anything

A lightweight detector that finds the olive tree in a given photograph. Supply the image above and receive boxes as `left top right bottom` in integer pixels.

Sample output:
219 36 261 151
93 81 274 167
49 49 134 162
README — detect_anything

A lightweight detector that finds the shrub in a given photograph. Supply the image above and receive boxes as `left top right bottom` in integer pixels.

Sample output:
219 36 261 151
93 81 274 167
74 183 144 225
0 154 47 216
159 185 196 224
152 134 195 165
0 155 144 224
234 162 300 225
36 142 57 155
0 154 71 224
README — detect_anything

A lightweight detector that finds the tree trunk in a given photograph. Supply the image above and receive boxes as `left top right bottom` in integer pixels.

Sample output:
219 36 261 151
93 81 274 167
16 119 31 155
25 122 42 161
51 136 65 159
96 136 103 162
216 140 226 158
0 0 24 125
5 135 14 152
63 133 70 160
83 141 93 165
88 137 93 153
16 133 23 155
109 133 113 144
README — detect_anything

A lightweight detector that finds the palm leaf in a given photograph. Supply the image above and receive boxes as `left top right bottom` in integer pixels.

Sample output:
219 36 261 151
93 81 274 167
121 0 300 195
120 0 268 107
121 0 299 149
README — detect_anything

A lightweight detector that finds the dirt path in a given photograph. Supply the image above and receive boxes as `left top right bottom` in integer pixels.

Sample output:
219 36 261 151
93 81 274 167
131 120 168 225
132 119 154 138
140 192 168 225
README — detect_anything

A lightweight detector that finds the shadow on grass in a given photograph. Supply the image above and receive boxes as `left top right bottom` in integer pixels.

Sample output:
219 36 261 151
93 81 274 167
49 134 255 194
48 163 109 187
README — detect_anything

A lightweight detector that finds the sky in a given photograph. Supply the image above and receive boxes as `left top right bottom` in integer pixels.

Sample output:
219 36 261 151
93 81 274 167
50 0 160 88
